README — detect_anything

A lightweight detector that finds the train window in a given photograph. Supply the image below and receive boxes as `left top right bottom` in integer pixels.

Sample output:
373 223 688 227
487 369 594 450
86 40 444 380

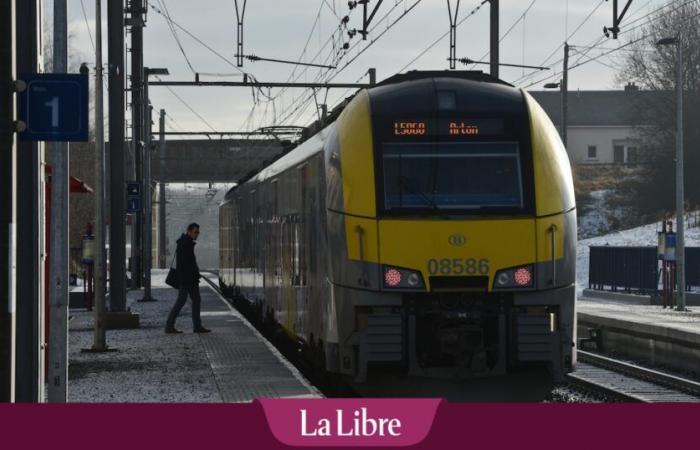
381 142 524 211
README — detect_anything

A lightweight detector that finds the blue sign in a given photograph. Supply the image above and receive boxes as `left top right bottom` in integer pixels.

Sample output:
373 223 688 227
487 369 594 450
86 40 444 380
665 232 677 261
127 197 141 213
126 182 141 196
18 73 89 142
666 233 677 249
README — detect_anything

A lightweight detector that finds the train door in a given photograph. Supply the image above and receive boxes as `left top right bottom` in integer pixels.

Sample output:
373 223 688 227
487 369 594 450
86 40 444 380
234 198 243 291
232 202 238 286
294 163 310 339
305 155 323 341
267 180 280 314
246 190 258 301
253 189 265 301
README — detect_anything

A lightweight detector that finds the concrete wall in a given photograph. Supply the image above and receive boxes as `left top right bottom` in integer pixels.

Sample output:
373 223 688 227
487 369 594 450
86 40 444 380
566 126 641 164
577 312 700 375
152 139 286 183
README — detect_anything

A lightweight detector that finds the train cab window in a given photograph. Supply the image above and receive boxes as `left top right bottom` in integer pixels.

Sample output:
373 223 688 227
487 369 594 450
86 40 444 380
381 142 524 213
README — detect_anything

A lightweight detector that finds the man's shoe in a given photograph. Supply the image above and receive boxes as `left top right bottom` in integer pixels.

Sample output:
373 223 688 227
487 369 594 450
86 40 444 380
165 327 183 334
193 326 211 333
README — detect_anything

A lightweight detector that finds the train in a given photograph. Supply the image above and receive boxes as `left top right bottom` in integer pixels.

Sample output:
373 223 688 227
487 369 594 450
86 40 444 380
219 71 576 382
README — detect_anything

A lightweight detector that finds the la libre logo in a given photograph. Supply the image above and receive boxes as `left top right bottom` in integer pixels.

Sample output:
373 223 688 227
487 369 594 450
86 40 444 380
300 407 402 437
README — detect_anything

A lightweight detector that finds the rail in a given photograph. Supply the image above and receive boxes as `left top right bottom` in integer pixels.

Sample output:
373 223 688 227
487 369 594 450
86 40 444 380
567 350 700 402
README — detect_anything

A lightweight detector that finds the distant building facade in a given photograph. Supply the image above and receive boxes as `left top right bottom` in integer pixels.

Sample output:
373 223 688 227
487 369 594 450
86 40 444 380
528 84 659 165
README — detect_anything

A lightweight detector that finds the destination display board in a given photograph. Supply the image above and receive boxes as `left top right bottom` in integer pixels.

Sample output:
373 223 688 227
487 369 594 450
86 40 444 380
391 118 506 138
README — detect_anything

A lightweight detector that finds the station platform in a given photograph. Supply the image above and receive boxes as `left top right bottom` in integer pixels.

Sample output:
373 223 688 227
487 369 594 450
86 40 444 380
577 291 700 375
68 270 322 402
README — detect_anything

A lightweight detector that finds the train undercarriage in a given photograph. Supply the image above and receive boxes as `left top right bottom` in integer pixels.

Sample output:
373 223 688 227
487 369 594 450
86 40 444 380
347 286 575 383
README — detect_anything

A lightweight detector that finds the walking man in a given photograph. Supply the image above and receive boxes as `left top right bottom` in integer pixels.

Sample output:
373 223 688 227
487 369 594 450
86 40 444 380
165 223 211 334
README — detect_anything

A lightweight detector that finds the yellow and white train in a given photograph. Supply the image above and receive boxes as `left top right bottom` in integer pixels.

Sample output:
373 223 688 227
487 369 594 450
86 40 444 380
219 71 576 382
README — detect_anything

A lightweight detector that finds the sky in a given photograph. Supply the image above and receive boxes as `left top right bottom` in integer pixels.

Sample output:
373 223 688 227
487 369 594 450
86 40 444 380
56 0 673 134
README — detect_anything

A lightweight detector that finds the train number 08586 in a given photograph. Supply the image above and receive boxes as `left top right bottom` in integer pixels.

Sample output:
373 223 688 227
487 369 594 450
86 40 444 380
427 258 490 276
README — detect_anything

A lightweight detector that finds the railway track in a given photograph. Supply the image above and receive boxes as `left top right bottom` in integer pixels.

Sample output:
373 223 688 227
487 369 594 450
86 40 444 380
567 350 700 402
203 274 700 402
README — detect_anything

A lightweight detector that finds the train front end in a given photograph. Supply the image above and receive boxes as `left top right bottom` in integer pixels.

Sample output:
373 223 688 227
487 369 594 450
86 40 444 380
323 72 576 381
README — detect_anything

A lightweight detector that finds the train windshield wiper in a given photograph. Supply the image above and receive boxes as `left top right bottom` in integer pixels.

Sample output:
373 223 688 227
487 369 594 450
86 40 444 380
398 176 440 211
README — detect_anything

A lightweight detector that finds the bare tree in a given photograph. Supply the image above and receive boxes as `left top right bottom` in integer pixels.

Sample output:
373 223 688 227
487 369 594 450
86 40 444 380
615 0 700 220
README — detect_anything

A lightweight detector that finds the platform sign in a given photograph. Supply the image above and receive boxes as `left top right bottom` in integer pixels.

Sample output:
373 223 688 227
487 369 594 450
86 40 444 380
126 182 141 213
17 73 89 142
658 232 666 260
126 182 141 196
127 197 141 213
665 232 677 261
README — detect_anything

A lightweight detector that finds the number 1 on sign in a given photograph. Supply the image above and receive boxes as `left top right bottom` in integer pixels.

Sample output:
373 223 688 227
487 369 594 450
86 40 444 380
44 96 59 128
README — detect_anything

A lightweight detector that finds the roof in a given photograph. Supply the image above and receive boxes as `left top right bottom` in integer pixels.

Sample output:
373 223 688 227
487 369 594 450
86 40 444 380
527 89 670 127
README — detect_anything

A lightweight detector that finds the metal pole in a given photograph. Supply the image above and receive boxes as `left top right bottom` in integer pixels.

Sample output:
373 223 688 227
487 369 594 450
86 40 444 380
157 110 166 269
108 0 127 313
139 99 156 302
490 0 499 79
15 0 43 403
562 42 569 148
47 0 69 403
148 81 372 89
130 0 144 290
0 0 17 403
92 0 107 351
676 34 685 311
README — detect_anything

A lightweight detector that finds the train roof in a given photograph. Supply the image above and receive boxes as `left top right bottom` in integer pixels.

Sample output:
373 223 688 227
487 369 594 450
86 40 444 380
376 70 513 87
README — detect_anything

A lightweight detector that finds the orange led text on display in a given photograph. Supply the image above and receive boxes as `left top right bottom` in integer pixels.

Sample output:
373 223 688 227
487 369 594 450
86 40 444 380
448 122 479 136
393 121 427 136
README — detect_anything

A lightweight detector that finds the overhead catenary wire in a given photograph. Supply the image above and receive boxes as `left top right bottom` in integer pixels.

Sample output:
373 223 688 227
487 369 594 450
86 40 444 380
517 0 700 89
273 0 422 127
272 0 421 124
513 0 698 87
79 0 96 53
520 7 700 91
148 2 246 76
157 0 197 75
398 0 488 73
275 0 423 126
468 0 538 70
154 75 218 133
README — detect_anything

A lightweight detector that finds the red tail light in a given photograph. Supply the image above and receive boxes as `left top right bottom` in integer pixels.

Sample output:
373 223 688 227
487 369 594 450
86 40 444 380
384 268 402 287
513 267 533 286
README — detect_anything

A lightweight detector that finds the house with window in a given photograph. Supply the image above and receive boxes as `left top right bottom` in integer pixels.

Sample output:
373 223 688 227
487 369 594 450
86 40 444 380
528 84 663 165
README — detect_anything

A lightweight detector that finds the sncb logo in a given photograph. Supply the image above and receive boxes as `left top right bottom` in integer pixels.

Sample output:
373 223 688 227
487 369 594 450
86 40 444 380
448 234 466 246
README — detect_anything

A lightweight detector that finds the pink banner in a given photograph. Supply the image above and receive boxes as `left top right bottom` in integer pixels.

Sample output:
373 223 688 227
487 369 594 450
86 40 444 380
2 402 700 449
259 398 441 446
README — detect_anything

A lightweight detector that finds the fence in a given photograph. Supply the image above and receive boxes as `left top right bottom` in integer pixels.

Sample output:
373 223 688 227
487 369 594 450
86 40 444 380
588 246 700 293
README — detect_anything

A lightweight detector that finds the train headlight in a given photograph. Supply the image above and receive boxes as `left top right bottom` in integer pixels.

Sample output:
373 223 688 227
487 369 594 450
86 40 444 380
382 265 425 290
494 265 534 289
496 272 511 287
407 273 421 287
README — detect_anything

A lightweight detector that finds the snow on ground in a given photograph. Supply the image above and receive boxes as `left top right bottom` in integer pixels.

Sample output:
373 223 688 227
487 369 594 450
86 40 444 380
576 216 700 295
577 190 611 239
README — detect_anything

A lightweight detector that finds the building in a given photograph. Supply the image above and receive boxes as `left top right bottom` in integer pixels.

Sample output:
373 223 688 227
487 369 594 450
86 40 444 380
528 84 664 165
